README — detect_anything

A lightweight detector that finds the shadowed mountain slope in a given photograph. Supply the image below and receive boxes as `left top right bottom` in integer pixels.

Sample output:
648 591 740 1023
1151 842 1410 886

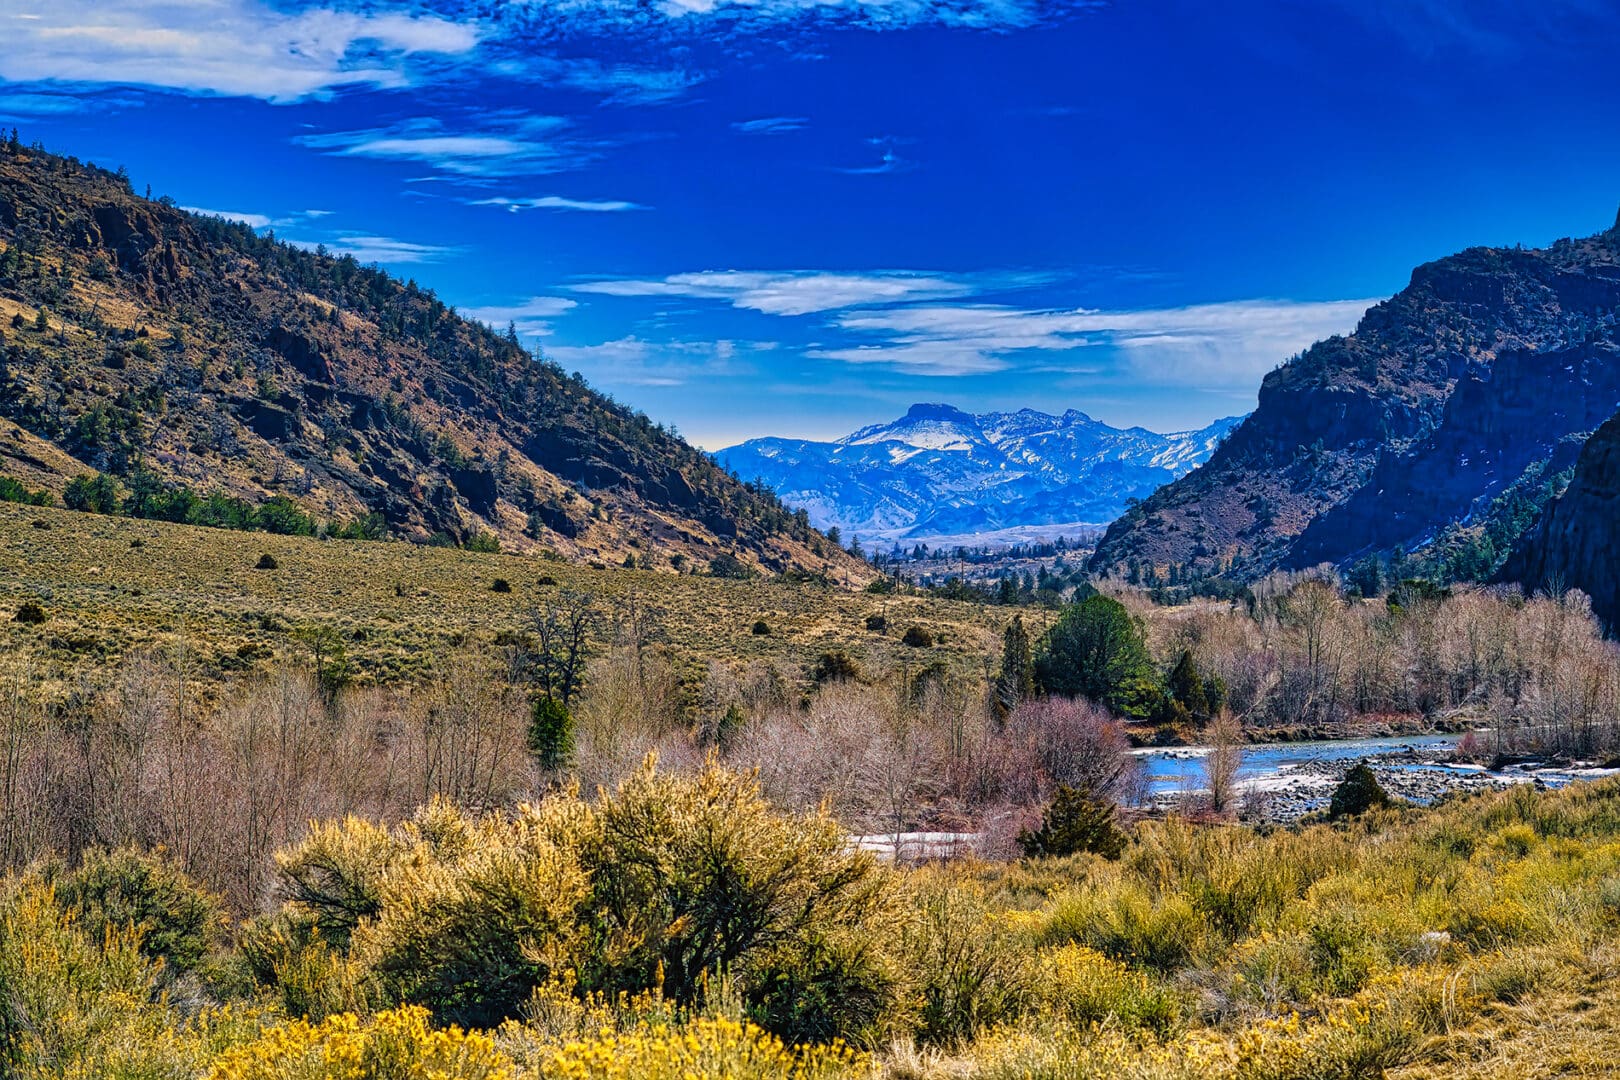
1088 218 1620 581
0 140 862 580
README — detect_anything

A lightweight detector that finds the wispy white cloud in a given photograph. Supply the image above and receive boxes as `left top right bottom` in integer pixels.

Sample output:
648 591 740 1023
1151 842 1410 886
820 298 1378 377
732 116 808 134
572 270 997 316
542 336 761 388
0 0 480 102
0 89 143 116
469 194 644 212
461 296 580 336
497 0 1090 33
296 114 599 178
180 206 276 229
518 55 704 104
291 233 456 264
0 0 1069 113
836 136 915 175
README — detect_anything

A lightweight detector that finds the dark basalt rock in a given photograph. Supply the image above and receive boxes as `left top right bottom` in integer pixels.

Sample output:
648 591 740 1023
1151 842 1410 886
1501 409 1620 631
1090 225 1620 581
448 463 499 517
1290 342 1620 567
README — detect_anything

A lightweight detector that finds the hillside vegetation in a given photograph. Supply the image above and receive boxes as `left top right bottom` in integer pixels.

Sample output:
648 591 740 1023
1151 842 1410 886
0 501 1005 705
8 762 1620 1078
1090 217 1620 585
0 137 860 579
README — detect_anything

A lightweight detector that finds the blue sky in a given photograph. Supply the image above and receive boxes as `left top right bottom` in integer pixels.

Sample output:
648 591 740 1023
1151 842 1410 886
3 1 1618 448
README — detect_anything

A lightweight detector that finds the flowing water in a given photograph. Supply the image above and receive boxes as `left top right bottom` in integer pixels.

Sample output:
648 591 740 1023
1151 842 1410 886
1134 731 1470 799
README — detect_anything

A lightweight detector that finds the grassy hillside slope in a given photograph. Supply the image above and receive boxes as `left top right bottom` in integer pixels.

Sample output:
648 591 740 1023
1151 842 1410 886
0 138 862 579
0 502 1011 703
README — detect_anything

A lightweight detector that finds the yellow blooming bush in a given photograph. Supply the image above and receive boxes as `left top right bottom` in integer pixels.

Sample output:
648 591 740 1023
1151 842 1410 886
501 1016 869 1080
0 881 269 1079
257 762 902 1044
1032 944 1182 1038
206 1006 514 1080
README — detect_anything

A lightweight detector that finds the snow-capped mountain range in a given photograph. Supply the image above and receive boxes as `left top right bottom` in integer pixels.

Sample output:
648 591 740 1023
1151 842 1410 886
717 403 1245 544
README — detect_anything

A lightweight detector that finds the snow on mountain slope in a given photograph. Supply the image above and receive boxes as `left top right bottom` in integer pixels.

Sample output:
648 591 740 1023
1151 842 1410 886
717 404 1245 543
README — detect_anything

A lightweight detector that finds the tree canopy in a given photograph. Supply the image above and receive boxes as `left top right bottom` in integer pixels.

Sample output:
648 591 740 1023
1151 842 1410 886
1034 595 1157 717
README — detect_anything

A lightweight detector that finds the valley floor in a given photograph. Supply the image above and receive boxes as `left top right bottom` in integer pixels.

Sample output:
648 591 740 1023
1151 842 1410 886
0 501 1015 703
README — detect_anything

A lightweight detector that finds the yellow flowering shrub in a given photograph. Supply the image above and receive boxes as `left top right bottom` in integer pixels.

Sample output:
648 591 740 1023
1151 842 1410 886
502 1016 870 1080
965 967 1460 1080
1032 944 1182 1038
206 1006 514 1080
0 881 270 1080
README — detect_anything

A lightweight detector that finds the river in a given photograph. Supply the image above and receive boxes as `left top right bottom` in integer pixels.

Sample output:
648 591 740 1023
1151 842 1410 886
1134 732 1469 799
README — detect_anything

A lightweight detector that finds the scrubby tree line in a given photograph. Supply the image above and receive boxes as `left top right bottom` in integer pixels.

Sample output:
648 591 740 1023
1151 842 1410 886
1035 570 1620 760
3 467 389 540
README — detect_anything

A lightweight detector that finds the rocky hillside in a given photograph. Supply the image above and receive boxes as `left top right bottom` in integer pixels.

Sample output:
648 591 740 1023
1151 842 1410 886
719 403 1242 543
0 140 862 579
1089 217 1620 582
1500 408 1620 630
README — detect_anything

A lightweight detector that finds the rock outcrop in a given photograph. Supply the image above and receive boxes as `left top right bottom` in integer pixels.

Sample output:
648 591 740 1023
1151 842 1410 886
1501 409 1620 630
1089 222 1620 581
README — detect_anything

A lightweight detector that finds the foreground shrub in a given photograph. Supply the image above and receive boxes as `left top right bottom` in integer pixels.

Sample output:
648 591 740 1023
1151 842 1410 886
964 966 1457 1080
582 761 902 1045
1032 944 1183 1039
206 1005 512 1080
500 1015 867 1080
1042 882 1205 975
51 847 223 975
1329 763 1392 819
902 884 1030 1046
1019 784 1128 860
359 813 590 1029
262 764 902 1044
0 882 262 1078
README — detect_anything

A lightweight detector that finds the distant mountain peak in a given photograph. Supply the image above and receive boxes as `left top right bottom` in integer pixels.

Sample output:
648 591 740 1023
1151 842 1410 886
720 406 1244 544
902 402 976 423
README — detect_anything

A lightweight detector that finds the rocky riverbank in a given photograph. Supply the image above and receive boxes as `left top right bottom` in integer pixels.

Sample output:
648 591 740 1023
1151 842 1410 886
1216 749 1620 823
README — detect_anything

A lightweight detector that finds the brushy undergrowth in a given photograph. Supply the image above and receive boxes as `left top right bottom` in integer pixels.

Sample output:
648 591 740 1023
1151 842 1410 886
6 768 1620 1077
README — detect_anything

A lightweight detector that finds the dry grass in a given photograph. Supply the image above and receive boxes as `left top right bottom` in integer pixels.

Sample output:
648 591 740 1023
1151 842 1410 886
0 502 1030 704
1390 949 1620 1078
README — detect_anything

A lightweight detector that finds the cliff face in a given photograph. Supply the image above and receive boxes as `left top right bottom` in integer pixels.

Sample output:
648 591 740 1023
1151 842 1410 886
1088 225 1620 581
1288 341 1620 567
0 142 862 579
1501 409 1620 629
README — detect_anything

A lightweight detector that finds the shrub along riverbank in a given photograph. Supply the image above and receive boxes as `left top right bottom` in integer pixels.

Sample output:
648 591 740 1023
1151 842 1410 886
7 765 1620 1078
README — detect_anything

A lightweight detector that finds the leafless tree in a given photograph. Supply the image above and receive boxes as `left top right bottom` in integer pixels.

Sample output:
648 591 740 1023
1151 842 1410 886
1204 711 1244 817
529 588 595 705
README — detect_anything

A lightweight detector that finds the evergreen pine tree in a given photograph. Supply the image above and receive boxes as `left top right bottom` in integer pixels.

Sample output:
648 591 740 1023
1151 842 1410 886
1018 784 1126 859
995 614 1035 718
528 695 575 771
1166 648 1210 721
